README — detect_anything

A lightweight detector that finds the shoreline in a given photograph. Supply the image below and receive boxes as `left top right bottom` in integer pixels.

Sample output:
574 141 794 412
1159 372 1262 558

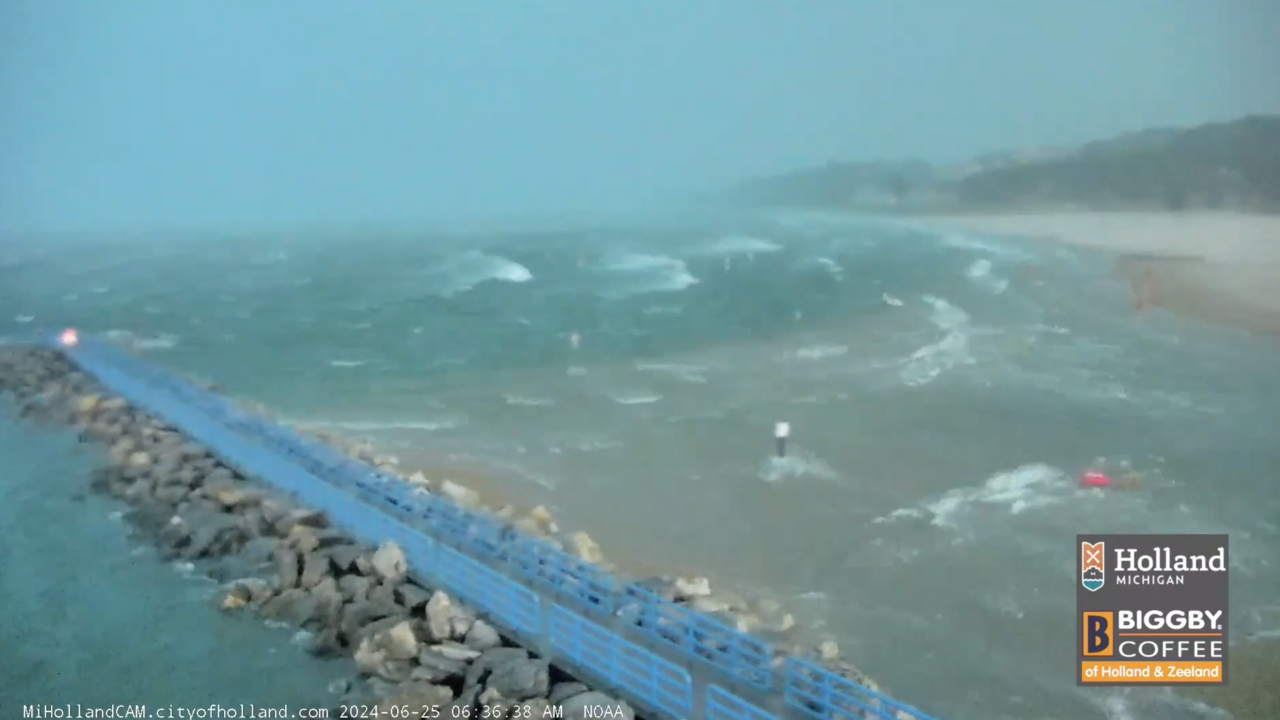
916 211 1280 337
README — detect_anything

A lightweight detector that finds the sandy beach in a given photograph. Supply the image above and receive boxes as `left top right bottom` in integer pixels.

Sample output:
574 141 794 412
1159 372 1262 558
928 212 1280 336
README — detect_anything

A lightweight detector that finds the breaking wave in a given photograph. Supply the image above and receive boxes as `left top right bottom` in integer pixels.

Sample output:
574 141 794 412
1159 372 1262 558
873 463 1072 529
596 253 699 297
899 296 973 387
427 251 532 297
698 234 784 256
965 259 1010 294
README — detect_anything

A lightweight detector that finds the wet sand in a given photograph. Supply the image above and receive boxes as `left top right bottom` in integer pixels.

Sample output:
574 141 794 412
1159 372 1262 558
927 212 1280 336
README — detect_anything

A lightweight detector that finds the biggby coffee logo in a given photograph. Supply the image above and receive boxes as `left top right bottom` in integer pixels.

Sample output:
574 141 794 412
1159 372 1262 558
1077 534 1229 687
1081 541 1104 591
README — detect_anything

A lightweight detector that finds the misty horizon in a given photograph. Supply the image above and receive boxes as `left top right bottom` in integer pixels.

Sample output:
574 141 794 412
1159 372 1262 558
3 1 1279 236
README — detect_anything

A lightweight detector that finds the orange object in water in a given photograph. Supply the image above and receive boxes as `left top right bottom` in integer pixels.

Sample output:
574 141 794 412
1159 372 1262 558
1081 470 1111 488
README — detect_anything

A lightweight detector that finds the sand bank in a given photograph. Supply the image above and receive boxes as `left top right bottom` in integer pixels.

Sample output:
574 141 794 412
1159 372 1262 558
927 212 1280 336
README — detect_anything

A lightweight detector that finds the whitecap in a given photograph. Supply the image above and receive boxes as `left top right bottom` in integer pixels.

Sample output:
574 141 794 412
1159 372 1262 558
14 314 34 324
504 394 555 407
102 330 180 351
1032 323 1070 335
899 296 973 386
758 450 839 483
791 345 848 361
939 231 1028 260
634 362 708 383
610 393 663 405
922 464 1070 528
568 437 624 452
428 251 533 296
882 293 904 307
699 234 783 256
965 258 1010 294
327 360 366 368
815 257 844 280
598 253 699 297
871 507 927 524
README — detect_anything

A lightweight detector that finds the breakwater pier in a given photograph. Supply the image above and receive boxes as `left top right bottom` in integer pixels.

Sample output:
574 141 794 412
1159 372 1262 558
0 332 938 720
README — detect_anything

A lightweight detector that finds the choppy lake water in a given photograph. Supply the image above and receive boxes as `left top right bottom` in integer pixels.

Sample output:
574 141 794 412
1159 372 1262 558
4 209 1278 719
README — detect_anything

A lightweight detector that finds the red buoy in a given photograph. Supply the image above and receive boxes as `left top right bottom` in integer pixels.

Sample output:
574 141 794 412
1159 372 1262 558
1081 470 1111 488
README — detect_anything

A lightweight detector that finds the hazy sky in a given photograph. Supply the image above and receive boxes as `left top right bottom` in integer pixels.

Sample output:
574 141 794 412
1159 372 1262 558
2 1 1277 234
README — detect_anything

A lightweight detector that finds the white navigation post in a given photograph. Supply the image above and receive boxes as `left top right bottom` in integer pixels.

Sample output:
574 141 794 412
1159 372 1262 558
774 421 790 458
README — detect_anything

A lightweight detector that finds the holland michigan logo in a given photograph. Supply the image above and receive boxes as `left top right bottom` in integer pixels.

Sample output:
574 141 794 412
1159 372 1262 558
1082 541 1105 592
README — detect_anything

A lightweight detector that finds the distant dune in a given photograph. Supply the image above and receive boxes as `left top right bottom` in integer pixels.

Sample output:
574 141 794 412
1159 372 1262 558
730 115 1280 215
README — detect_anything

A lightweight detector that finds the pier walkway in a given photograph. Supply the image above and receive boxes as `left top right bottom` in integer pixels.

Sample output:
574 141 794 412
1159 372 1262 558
51 332 940 720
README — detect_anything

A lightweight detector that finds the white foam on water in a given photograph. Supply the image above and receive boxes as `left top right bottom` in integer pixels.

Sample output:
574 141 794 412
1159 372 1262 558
871 507 928 524
965 258 1010 294
940 231 1029 260
814 256 844 280
327 360 366 368
609 392 663 405
550 436 625 454
914 464 1071 528
598 253 699 296
429 251 533 296
899 295 974 386
14 315 34 324
504 394 555 407
698 234 783 256
758 448 840 484
634 362 709 383
101 330 181 351
882 293 904 307
791 345 849 361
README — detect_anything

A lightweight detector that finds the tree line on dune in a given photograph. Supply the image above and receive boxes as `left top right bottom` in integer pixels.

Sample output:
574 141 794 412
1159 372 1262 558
731 115 1280 214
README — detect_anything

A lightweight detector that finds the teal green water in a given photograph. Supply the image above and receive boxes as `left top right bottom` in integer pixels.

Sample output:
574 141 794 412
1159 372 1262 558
4 209 1278 720
0 411 352 714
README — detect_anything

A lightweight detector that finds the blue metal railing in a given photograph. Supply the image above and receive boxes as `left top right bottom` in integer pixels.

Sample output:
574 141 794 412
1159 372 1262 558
46 334 940 720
